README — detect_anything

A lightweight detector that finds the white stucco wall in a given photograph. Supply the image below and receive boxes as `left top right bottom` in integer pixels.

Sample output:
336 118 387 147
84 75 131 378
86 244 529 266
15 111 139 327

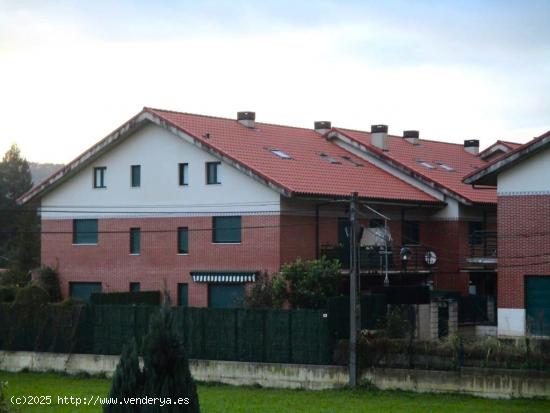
41 123 280 218
497 308 526 336
498 147 550 195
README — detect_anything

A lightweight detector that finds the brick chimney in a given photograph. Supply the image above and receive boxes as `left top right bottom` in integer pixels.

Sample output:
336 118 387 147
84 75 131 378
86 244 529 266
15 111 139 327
371 125 389 151
404 130 419 145
464 139 480 155
237 111 255 128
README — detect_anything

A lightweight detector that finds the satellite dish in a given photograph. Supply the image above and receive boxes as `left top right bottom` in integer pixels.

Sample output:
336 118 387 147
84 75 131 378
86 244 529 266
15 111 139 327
424 250 437 266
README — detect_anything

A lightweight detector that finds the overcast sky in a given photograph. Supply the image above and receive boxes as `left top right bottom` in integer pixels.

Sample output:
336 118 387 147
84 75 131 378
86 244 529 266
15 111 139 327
1 0 549 163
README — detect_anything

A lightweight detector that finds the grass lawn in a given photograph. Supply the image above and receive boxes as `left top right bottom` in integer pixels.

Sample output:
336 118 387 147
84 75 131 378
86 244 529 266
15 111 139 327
1 371 549 413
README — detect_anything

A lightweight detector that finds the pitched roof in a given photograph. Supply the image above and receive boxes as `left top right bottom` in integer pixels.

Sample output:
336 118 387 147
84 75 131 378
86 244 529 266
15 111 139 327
332 128 497 204
464 130 550 186
18 108 441 205
478 140 522 161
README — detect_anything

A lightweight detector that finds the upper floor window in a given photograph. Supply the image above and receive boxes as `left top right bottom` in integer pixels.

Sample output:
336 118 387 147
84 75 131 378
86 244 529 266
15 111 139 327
178 227 189 254
179 163 189 186
131 165 141 187
468 221 484 245
403 221 420 246
130 228 141 254
93 167 106 188
73 219 98 244
206 162 221 185
212 216 241 243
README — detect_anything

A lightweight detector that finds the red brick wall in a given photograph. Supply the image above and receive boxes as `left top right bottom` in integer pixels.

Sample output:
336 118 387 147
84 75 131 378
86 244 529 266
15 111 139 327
42 215 281 306
498 195 550 309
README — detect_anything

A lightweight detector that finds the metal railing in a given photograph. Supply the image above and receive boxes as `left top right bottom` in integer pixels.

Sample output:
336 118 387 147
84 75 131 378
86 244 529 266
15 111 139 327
320 244 433 273
468 230 497 261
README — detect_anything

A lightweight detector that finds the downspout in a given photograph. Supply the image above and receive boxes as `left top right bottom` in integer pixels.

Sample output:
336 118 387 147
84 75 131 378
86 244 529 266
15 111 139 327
315 204 320 259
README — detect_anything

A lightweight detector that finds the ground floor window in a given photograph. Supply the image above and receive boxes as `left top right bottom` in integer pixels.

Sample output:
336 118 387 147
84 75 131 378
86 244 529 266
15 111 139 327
178 283 189 307
69 282 102 302
130 282 140 292
208 284 245 308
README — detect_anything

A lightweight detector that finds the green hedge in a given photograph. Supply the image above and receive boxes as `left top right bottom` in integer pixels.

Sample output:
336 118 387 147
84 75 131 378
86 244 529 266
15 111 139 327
90 291 161 305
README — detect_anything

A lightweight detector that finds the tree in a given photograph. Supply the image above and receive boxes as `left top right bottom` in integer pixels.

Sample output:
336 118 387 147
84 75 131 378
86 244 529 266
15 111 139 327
141 305 201 413
278 257 342 309
0 144 39 280
104 341 143 413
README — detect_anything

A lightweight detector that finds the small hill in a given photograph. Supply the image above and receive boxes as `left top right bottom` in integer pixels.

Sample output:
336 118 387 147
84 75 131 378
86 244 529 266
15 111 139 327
29 162 64 186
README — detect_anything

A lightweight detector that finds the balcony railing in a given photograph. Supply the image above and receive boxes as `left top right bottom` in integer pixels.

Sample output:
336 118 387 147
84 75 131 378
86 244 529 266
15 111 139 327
320 244 434 273
467 230 497 265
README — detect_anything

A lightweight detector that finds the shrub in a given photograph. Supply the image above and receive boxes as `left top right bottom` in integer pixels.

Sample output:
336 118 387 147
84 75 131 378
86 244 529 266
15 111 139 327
0 381 15 413
278 257 341 309
13 284 49 306
0 269 29 288
104 340 143 413
141 305 201 412
36 266 62 302
244 272 284 309
0 286 16 303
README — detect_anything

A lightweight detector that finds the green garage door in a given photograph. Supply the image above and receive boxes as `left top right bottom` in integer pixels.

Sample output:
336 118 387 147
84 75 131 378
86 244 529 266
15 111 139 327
208 284 245 308
526 276 550 336
69 282 102 302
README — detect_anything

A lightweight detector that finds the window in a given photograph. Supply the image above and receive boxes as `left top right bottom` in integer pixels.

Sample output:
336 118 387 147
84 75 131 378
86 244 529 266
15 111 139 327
130 228 141 254
93 167 106 188
206 162 221 184
131 165 141 187
270 149 292 159
403 221 420 245
213 216 241 243
469 221 484 245
69 282 101 302
319 153 341 164
178 283 188 307
130 282 140 292
177 227 189 254
73 219 98 244
178 163 189 186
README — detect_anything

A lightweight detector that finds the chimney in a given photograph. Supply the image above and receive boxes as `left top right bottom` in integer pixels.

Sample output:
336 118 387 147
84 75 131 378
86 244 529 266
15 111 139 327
237 111 255 128
403 130 419 145
464 139 480 155
371 124 389 151
314 121 331 135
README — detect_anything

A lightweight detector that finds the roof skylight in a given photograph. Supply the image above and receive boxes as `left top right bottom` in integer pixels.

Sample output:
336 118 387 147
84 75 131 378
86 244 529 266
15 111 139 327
417 160 436 169
341 156 364 167
270 149 292 159
437 163 455 172
320 153 341 164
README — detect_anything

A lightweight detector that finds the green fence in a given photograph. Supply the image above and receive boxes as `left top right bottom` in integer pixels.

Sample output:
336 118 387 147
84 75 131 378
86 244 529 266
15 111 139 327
327 294 387 339
0 304 332 365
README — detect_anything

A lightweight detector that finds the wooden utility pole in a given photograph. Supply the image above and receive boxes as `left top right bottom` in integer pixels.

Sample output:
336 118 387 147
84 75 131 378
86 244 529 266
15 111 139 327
349 192 359 387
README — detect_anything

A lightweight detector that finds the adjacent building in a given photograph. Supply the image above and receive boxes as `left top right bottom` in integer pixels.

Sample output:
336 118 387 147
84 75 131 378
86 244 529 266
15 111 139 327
19 108 498 308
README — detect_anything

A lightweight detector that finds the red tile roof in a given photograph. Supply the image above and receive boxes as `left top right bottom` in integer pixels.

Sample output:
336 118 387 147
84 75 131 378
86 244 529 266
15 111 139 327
333 128 497 204
147 108 439 203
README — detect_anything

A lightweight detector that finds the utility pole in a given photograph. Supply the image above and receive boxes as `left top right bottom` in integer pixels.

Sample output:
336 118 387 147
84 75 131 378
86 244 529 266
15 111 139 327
349 192 359 387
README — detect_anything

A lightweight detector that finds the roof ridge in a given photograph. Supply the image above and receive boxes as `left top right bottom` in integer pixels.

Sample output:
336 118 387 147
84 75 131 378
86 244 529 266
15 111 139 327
144 106 316 133
334 127 467 147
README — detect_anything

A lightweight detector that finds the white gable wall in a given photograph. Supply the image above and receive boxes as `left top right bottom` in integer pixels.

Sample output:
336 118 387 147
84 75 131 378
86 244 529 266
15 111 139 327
497 146 550 195
41 123 280 219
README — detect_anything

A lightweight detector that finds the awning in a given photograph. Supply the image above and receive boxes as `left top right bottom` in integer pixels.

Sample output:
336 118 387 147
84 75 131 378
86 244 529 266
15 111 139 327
191 272 257 283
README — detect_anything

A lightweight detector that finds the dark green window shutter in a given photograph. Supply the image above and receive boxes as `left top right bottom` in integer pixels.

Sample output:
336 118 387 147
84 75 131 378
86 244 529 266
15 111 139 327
213 216 241 243
178 283 188 307
69 282 102 302
208 284 245 308
178 227 189 254
73 219 98 244
130 228 141 254
131 165 141 187
130 282 140 292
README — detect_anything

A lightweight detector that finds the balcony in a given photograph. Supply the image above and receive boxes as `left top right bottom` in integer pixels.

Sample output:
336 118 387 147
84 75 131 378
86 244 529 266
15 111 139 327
320 244 434 274
466 230 497 266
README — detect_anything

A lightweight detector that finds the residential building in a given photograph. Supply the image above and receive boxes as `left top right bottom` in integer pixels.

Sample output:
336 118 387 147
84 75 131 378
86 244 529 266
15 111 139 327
19 108 497 308
465 131 550 336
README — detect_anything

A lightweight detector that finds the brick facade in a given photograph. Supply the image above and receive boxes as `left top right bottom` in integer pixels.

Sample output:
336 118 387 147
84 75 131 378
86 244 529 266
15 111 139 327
497 195 550 309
